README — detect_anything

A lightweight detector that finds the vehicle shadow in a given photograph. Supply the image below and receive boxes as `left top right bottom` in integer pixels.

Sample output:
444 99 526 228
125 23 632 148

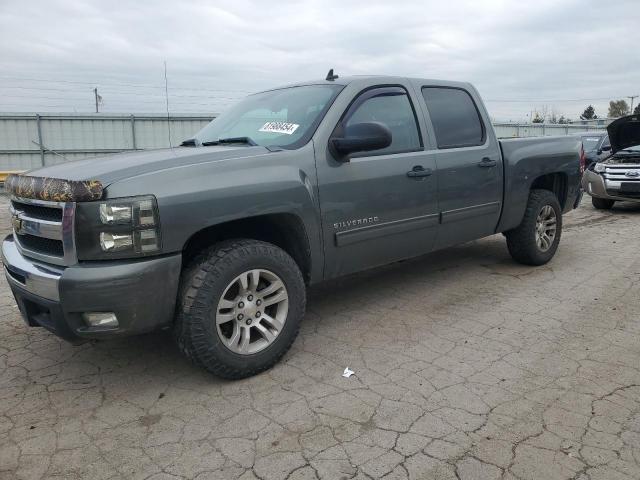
47 236 511 385
611 200 640 213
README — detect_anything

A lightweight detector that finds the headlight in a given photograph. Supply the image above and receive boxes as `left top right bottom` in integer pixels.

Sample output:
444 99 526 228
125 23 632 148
75 195 162 260
594 163 606 173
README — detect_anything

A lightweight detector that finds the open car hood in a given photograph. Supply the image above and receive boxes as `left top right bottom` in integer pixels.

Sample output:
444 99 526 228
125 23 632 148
607 114 640 154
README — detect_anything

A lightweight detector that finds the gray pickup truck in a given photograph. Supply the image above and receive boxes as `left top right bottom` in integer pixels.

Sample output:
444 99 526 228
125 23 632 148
2 74 583 378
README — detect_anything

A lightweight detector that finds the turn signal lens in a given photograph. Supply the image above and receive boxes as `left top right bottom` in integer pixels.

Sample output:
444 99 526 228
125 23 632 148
594 163 606 173
138 199 156 226
137 229 160 253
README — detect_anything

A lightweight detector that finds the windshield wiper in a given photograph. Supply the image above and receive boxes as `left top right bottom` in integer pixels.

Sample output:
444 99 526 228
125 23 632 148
202 136 257 147
180 138 198 147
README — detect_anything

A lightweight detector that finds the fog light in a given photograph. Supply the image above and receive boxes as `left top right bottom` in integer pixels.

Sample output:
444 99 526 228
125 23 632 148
83 312 118 328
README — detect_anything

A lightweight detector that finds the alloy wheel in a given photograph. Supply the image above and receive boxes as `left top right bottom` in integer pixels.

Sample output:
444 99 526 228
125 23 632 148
215 269 289 355
535 205 557 252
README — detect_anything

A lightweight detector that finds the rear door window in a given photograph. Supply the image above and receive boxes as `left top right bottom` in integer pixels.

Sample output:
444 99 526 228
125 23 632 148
422 87 485 149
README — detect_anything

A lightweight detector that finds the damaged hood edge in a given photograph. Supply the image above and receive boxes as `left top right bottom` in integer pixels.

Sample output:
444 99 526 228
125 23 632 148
5 175 103 202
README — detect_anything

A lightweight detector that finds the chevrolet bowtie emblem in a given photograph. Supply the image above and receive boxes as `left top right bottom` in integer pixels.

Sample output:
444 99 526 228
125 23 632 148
11 214 22 233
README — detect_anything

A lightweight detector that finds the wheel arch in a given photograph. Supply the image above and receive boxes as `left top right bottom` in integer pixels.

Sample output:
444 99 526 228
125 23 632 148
182 213 313 284
530 172 568 209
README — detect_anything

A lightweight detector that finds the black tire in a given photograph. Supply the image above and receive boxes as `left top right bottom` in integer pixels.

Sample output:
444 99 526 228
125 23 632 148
505 189 562 266
174 239 306 379
591 197 615 210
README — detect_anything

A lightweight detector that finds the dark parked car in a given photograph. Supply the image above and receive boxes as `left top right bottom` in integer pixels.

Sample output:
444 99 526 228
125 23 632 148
580 132 610 167
3 74 583 378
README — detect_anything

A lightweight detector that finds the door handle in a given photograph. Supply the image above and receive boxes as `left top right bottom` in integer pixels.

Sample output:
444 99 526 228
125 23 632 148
407 165 432 178
478 157 497 168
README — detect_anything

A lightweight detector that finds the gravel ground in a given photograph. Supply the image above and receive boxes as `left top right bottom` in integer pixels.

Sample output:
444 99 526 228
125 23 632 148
1 195 640 480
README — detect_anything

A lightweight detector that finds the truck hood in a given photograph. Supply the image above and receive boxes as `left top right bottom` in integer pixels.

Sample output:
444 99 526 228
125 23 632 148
6 145 271 202
607 114 640 154
27 145 270 184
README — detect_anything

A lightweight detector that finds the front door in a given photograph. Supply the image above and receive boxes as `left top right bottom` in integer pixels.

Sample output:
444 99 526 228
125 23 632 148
317 85 439 279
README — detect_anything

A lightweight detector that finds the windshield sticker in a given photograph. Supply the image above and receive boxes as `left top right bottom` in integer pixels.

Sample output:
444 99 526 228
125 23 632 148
259 122 300 135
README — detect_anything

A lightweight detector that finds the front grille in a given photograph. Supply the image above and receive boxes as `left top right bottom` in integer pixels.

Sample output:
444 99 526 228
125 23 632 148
16 233 64 257
10 197 76 266
11 200 63 222
603 165 640 183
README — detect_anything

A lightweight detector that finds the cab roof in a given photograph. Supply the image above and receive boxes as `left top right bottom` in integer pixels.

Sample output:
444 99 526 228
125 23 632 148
259 75 475 93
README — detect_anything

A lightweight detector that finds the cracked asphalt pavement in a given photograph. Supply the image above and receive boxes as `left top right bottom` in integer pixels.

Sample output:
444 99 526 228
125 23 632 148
1 195 640 480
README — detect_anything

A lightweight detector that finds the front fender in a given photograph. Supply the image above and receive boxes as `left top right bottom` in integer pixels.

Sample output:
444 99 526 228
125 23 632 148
104 144 323 281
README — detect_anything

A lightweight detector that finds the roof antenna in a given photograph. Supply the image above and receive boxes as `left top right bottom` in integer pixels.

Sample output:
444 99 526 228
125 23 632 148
326 68 339 81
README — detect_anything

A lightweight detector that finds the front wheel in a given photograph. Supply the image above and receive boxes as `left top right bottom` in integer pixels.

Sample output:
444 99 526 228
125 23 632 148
505 189 562 266
591 197 615 210
174 239 306 379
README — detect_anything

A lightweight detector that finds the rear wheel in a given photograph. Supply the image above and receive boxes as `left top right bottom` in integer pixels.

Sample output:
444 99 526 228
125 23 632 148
505 189 562 266
174 239 306 379
591 197 615 210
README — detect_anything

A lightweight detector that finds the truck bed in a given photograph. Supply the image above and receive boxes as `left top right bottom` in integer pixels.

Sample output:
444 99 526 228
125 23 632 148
497 135 582 232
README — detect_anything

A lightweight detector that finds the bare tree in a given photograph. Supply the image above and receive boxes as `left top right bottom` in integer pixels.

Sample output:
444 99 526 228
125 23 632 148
608 99 630 118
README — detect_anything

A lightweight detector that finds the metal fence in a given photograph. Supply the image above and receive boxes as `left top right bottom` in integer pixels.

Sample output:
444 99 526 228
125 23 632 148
0 113 607 171
0 113 212 170
492 122 606 139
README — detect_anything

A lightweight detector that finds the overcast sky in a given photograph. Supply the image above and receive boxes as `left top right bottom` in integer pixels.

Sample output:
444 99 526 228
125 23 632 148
0 0 638 121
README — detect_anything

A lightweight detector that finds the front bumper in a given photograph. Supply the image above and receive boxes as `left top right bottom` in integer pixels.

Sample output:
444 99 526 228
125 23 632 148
2 235 181 342
582 170 640 202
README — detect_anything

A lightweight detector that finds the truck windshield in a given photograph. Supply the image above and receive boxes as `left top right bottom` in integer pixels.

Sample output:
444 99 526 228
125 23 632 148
192 84 343 149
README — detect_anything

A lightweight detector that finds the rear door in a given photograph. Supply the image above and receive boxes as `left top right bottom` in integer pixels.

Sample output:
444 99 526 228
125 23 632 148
418 85 503 249
316 84 439 278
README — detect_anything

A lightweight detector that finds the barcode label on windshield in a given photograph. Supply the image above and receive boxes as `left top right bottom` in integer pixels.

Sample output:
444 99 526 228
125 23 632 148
259 122 299 135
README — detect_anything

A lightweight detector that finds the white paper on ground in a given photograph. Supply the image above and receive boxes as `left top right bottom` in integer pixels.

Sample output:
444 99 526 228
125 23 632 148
342 367 355 378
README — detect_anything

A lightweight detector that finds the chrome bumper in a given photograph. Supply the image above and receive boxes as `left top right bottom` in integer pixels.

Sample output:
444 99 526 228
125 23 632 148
582 170 640 202
2 236 62 301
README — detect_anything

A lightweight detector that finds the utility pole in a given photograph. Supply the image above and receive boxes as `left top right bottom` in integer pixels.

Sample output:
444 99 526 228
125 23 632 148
628 95 638 113
164 61 172 147
94 87 100 113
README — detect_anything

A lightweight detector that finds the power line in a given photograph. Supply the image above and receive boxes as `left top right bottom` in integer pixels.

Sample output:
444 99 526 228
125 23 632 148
0 85 246 101
0 75 254 93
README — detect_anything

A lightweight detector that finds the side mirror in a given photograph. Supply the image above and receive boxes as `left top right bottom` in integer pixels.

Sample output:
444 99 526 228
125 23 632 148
330 122 392 158
599 145 612 153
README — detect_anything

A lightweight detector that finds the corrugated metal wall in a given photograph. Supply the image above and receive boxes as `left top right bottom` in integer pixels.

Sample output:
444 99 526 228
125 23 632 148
0 113 606 171
0 113 212 170
492 122 606 138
